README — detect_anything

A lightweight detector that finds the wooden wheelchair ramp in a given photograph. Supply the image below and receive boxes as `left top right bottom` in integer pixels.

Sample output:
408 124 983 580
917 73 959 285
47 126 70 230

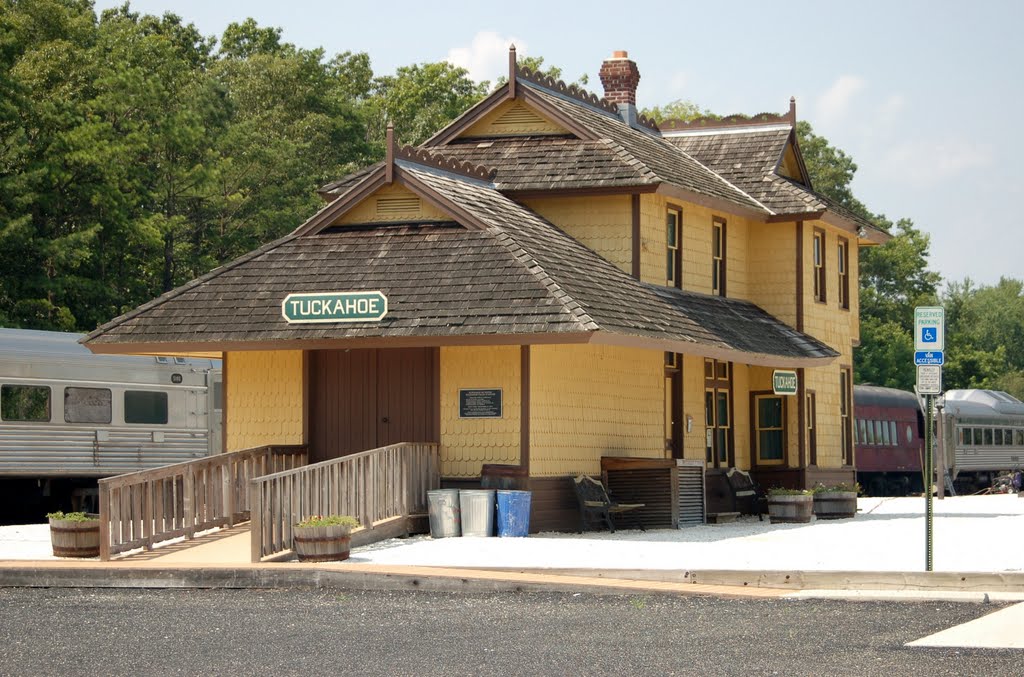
100 443 439 563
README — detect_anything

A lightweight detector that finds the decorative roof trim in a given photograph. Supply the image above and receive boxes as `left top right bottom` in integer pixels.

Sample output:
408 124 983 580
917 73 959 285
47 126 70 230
661 123 792 137
515 71 659 133
516 65 621 116
395 144 497 183
659 112 790 132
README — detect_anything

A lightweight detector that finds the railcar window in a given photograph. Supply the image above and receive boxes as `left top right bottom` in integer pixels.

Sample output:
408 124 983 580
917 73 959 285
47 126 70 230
857 419 866 444
874 420 883 445
124 391 168 424
889 421 898 446
959 427 971 445
974 429 983 446
1005 429 1013 445
984 428 993 446
1016 430 1024 446
994 429 1003 446
881 420 891 445
906 425 913 443
865 421 874 444
1 384 51 422
65 387 112 424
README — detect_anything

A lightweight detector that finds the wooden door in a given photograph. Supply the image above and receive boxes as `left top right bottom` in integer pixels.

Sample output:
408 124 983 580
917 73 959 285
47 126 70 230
309 348 438 463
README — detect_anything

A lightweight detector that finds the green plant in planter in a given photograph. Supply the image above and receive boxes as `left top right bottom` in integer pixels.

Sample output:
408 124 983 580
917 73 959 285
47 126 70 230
767 487 810 496
46 511 97 522
295 514 360 530
47 511 100 558
811 482 861 495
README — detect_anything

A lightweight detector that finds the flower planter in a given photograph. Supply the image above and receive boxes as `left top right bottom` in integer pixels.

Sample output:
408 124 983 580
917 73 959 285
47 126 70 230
292 525 353 562
767 495 813 523
49 515 100 558
813 491 857 520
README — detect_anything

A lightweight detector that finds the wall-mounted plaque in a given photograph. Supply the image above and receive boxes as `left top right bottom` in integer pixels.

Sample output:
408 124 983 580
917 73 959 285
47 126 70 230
459 388 503 419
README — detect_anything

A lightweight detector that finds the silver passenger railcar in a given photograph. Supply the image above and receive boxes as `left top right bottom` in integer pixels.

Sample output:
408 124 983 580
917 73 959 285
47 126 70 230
941 389 1024 492
0 329 221 520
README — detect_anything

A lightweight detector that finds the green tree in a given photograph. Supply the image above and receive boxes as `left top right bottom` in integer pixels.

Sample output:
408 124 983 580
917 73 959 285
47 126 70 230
365 61 488 150
642 99 713 123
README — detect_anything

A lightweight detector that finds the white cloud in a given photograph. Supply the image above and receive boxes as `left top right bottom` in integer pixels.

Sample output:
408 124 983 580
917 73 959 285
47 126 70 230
668 71 689 97
815 75 867 125
446 31 525 84
881 138 995 185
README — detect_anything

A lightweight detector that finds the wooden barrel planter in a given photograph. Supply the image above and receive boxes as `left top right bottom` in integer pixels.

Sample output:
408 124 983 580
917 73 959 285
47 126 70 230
767 494 813 524
813 491 858 520
49 515 100 558
292 525 353 562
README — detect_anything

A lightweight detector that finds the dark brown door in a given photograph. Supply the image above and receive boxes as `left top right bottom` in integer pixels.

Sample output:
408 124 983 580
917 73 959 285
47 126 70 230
309 348 438 463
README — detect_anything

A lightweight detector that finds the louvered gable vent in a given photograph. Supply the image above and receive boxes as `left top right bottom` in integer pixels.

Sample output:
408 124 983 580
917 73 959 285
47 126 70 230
494 105 546 129
376 196 420 215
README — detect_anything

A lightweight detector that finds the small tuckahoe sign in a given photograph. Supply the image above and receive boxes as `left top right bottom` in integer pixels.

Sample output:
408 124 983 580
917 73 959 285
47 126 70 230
282 291 388 324
772 370 798 396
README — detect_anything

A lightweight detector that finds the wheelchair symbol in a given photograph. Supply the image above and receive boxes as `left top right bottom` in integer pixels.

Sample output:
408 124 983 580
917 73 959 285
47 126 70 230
921 328 936 343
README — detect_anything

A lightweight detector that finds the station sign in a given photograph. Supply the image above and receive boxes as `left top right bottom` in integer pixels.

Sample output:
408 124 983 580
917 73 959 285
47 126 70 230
914 306 945 352
772 370 798 396
914 351 944 366
917 365 942 395
281 291 388 324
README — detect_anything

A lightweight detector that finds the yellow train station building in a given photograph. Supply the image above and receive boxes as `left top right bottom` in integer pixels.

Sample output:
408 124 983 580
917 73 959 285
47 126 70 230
85 49 887 530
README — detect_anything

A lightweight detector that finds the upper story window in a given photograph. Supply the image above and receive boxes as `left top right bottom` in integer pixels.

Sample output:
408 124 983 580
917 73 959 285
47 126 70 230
837 237 850 310
712 218 726 296
813 229 826 303
666 207 682 288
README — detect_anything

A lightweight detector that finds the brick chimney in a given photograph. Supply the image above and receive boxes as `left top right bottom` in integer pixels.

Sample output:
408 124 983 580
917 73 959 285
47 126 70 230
599 50 640 105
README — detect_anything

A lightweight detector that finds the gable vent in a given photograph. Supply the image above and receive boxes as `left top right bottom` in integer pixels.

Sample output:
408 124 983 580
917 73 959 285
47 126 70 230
494 105 546 128
376 196 420 215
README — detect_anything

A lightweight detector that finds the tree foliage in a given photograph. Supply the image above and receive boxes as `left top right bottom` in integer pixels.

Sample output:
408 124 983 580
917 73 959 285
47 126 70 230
0 1 481 331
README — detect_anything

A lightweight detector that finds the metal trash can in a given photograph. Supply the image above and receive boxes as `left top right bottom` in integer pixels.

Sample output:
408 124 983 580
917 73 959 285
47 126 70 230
427 489 461 538
459 489 495 537
496 490 531 537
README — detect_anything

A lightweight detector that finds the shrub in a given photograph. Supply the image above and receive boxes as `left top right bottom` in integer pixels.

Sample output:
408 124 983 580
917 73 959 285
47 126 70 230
46 511 97 522
295 515 360 529
811 482 861 495
767 487 810 496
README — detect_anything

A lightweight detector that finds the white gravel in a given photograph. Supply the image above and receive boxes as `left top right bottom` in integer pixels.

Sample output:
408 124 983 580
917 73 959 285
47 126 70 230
4 495 1023 572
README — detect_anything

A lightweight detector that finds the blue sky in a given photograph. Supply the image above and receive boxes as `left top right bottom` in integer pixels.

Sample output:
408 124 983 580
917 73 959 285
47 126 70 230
93 0 1021 287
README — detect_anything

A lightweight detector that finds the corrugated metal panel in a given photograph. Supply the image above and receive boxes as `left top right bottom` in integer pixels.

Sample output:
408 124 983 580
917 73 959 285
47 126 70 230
604 468 674 529
954 447 1024 473
0 425 209 477
676 460 706 526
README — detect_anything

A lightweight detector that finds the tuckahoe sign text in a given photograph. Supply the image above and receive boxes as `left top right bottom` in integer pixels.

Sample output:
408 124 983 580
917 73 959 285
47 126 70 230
282 291 388 324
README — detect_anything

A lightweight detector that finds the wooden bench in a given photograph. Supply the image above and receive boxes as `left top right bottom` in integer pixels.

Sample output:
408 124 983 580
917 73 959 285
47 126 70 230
571 475 646 533
725 468 768 521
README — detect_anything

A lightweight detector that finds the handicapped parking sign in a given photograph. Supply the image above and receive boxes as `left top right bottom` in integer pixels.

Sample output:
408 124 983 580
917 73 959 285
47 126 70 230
914 306 944 352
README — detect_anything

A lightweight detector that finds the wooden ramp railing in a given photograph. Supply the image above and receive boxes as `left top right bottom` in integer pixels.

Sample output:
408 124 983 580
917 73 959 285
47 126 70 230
250 442 440 562
98 445 308 560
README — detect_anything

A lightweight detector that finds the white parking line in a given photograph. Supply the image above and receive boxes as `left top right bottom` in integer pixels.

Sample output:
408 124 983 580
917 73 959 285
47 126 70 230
907 602 1024 648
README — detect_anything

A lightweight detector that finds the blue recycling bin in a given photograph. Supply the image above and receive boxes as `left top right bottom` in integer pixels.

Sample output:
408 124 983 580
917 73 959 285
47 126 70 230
496 490 531 537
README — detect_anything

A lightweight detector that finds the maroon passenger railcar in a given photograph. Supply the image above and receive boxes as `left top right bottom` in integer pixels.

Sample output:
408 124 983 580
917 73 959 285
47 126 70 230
854 385 924 496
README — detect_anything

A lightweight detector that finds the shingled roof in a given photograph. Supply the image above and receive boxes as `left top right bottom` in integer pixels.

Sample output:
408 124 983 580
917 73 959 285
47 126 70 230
85 156 837 367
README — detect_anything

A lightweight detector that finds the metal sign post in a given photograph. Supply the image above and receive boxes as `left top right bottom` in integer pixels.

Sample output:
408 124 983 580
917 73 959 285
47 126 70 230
924 393 933 572
914 306 944 573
